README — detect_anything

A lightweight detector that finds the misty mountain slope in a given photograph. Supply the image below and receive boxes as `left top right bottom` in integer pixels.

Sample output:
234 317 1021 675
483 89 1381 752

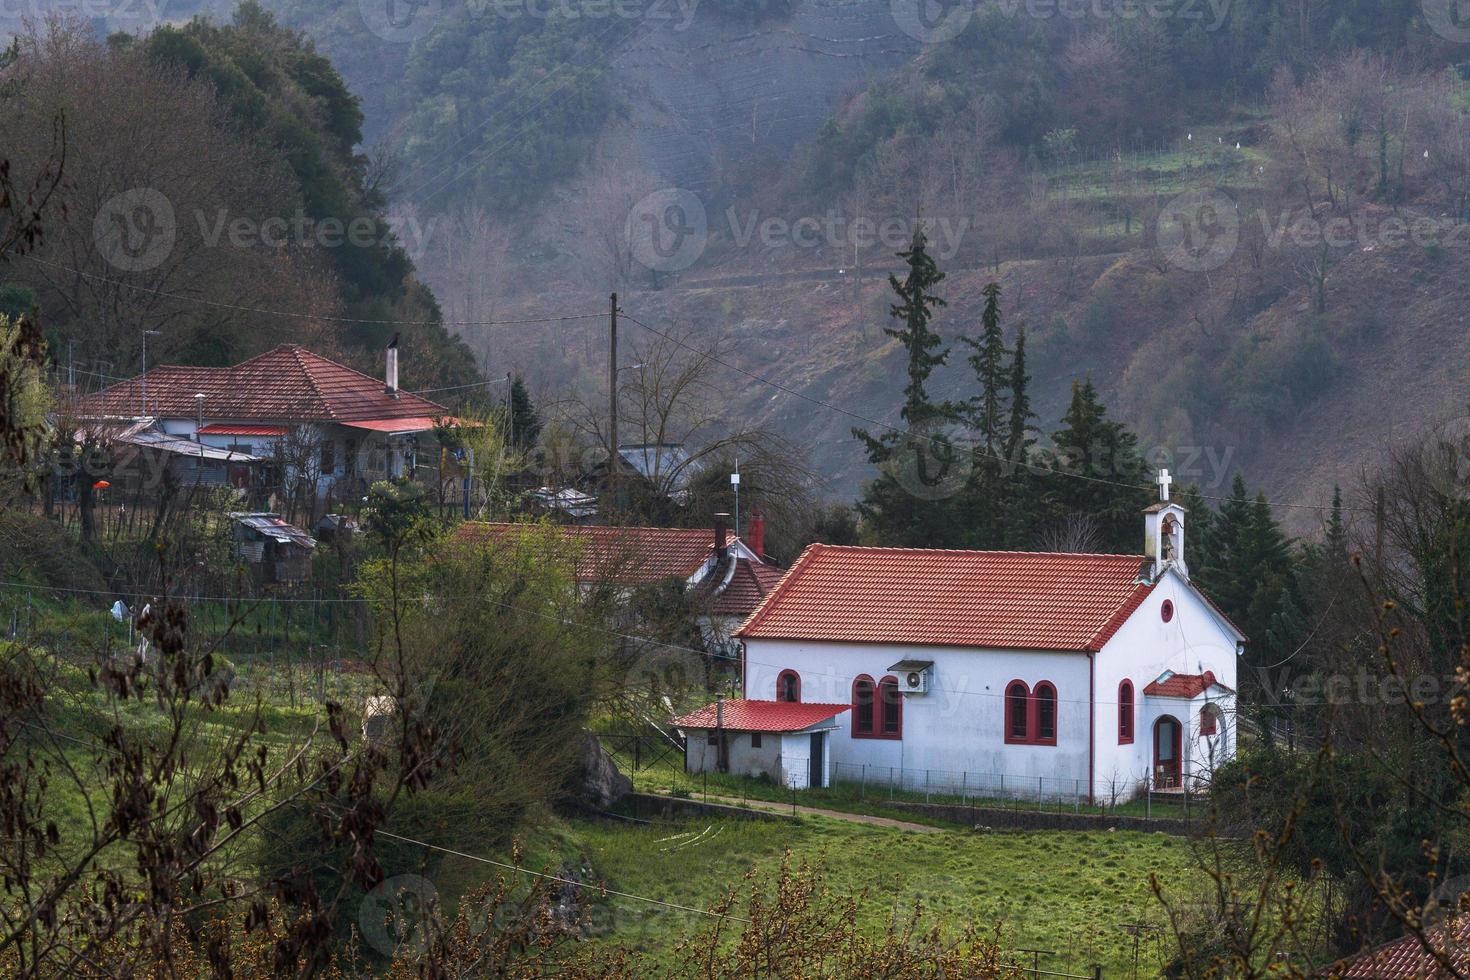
613 0 914 192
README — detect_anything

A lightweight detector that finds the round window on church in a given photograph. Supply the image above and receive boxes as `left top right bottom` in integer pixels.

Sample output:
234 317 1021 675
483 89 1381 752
1161 600 1175 623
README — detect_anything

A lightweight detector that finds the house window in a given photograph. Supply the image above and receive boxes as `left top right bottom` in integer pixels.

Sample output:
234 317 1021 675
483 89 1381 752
777 670 801 703
320 440 335 475
1119 680 1135 744
1200 704 1219 736
751 732 763 749
1006 681 1030 743
1035 682 1057 744
1005 680 1058 746
706 732 718 746
852 676 875 737
879 676 902 737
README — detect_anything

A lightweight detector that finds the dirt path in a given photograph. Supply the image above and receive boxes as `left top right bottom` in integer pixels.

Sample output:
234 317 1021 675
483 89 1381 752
692 793 943 833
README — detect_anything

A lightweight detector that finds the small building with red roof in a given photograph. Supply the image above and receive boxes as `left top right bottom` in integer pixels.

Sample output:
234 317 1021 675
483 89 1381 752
677 473 1245 797
68 340 454 502
671 698 851 789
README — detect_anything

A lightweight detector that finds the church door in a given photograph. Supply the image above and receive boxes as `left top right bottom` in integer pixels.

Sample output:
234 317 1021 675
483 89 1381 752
1153 716 1182 789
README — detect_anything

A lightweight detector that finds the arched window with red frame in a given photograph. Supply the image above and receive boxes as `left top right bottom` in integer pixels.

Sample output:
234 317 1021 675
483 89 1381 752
1200 703 1219 736
879 676 902 737
852 675 875 736
1005 680 1030 743
1118 680 1135 744
777 670 801 703
1034 682 1057 743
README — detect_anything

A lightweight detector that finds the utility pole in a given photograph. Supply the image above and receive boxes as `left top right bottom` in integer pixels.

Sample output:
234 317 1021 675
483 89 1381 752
608 292 619 500
140 329 160 417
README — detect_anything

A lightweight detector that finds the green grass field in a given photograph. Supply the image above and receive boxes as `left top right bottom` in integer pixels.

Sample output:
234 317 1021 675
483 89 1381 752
501 814 1214 977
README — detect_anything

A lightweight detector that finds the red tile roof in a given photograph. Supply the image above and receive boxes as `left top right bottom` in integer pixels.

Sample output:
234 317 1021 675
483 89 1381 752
455 522 731 584
1142 671 1234 699
709 559 788 617
72 345 447 423
672 699 850 733
736 544 1156 652
198 424 288 436
1335 917 1470 977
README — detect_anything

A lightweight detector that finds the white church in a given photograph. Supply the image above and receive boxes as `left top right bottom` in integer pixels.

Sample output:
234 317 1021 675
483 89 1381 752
674 472 1244 801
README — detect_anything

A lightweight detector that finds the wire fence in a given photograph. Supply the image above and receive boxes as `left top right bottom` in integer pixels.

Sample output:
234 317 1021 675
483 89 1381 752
829 761 1200 820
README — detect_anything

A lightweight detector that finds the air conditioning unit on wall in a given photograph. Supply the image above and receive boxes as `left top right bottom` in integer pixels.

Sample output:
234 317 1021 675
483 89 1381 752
889 660 934 695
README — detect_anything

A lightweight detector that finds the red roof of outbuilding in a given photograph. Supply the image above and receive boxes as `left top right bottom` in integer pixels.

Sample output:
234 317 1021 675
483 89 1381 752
736 544 1156 652
672 699 850 733
1334 916 1470 977
72 345 447 423
1142 671 1233 699
455 522 732 584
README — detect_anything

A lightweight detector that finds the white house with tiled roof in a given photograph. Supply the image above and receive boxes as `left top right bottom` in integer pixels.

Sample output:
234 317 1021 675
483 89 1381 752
677 473 1244 799
70 341 451 499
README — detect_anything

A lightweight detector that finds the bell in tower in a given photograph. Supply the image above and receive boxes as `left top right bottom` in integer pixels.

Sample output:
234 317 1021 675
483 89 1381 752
1144 469 1188 580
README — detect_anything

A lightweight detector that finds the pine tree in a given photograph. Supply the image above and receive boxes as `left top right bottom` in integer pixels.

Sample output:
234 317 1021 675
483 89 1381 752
1043 380 1152 553
883 229 949 426
1004 325 1035 467
508 374 541 450
962 282 1008 458
852 230 957 546
956 282 1010 549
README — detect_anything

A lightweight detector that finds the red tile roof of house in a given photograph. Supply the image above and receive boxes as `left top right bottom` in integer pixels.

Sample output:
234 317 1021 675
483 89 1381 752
197 424 289 436
709 559 788 617
455 522 732 584
1335 917 1470 977
736 544 1158 652
672 699 850 733
1142 671 1234 699
72 345 447 423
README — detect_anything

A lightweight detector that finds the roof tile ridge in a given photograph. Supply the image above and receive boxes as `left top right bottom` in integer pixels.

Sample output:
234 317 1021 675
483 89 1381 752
736 542 823 636
288 346 335 421
794 544 1147 560
1085 580 1159 652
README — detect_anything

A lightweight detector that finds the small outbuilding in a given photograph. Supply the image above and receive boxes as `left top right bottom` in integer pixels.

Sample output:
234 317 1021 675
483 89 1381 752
673 699 850 790
228 513 317 584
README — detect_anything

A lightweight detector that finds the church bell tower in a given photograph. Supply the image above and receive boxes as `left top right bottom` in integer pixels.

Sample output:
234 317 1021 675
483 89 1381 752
1144 468 1188 581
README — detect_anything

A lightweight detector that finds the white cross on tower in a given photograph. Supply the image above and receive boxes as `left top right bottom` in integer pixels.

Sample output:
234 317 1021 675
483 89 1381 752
1158 468 1173 502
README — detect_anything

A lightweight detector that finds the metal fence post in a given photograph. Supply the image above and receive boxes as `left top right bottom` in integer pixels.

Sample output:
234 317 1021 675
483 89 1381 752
925 769 931 803
1037 776 1043 811
890 766 895 801
860 763 866 800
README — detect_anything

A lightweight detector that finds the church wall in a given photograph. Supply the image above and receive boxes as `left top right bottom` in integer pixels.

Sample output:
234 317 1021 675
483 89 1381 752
1094 569 1241 799
744 640 1093 792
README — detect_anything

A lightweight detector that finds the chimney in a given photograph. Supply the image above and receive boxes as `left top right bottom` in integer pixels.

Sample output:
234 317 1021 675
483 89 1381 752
385 333 400 397
748 506 766 561
713 512 730 557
